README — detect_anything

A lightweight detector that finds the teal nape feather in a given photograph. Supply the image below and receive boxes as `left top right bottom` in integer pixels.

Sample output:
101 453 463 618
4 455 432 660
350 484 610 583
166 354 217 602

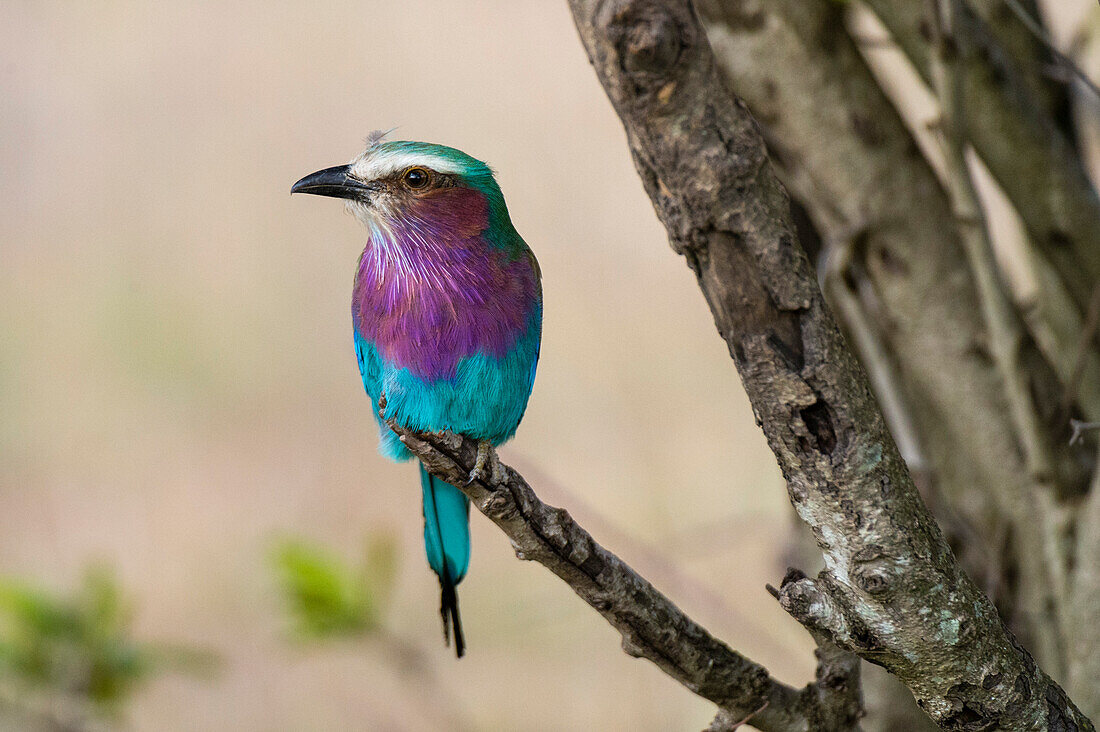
292 134 542 657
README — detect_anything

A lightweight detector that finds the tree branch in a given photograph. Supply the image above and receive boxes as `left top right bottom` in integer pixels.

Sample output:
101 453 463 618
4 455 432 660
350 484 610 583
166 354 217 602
860 0 1100 315
931 0 1052 484
929 0 1068 677
383 417 856 732
969 0 1074 122
696 0 1038 621
565 0 1092 728
697 0 1098 682
986 0 1100 101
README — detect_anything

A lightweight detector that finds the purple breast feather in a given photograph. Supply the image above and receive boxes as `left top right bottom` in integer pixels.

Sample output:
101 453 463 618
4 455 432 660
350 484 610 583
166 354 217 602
352 187 539 382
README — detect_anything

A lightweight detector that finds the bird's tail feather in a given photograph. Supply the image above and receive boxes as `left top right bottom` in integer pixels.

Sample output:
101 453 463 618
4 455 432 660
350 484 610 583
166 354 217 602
420 465 470 657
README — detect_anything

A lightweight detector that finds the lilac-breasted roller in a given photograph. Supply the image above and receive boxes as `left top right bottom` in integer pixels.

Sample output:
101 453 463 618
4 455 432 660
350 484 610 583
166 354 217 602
291 134 542 656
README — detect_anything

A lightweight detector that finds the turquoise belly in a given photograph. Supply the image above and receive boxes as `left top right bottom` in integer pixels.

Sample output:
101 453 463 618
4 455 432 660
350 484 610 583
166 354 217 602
354 316 540 461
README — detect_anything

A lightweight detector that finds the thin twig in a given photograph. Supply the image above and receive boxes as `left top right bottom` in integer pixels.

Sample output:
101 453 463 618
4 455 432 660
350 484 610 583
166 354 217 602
1070 419 1100 445
999 0 1100 99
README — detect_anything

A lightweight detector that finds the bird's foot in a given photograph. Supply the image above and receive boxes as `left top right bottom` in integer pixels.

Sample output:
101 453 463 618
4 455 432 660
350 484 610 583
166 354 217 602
466 441 493 485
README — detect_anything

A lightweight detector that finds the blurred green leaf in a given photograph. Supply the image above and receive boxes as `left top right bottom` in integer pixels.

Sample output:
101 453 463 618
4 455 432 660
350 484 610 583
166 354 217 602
271 533 398 641
0 565 217 718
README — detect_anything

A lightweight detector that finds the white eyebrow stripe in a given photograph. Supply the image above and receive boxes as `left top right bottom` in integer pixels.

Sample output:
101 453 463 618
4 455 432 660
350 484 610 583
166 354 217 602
350 151 465 181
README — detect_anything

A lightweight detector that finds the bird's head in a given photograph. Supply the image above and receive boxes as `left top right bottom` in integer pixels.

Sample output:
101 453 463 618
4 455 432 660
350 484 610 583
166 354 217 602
292 133 511 237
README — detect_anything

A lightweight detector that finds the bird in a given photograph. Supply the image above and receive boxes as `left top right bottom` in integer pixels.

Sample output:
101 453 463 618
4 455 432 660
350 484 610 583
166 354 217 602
291 132 542 657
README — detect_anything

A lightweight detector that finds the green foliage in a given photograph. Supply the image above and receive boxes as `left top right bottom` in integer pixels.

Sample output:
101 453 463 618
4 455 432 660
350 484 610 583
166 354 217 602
271 533 398 641
0 566 216 719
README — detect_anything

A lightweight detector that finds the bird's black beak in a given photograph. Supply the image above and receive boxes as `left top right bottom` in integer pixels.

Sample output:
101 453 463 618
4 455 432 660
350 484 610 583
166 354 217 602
291 165 373 201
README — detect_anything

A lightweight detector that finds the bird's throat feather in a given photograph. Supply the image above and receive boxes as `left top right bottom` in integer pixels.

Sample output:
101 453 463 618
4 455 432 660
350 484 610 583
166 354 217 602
352 188 539 383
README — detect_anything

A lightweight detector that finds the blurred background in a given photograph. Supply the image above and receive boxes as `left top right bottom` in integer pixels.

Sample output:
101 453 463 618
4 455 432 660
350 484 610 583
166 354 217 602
0 1 1094 730
0 2 803 729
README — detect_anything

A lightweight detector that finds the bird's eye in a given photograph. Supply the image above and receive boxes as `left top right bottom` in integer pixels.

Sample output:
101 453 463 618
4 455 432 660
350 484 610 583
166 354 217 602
403 167 430 189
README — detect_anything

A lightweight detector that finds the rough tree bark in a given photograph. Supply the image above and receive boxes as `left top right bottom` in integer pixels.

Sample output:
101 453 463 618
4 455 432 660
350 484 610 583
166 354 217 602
693 1 1100 723
560 0 1092 728
694 0 1075 681
693 1 1071 724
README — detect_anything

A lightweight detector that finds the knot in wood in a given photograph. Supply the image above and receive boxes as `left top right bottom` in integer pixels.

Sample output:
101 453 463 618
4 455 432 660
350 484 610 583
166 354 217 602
601 0 685 78
854 567 892 595
849 547 900 596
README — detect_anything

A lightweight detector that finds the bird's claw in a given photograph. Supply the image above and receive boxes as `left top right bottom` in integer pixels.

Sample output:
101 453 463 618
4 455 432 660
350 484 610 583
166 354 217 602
466 441 492 485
